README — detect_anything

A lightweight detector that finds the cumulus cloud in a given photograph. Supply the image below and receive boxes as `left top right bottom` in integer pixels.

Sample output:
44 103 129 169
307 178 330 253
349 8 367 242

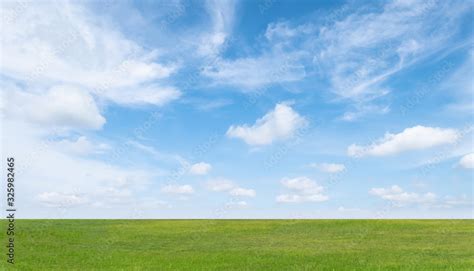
161 184 194 194
205 178 256 197
369 185 437 206
310 163 346 173
276 176 329 203
227 103 307 145
459 153 474 169
189 162 212 175
348 125 459 157
4 85 106 130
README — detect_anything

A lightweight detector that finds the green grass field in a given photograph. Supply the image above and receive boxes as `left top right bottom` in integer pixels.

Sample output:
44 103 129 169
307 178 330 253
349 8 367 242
1 220 473 270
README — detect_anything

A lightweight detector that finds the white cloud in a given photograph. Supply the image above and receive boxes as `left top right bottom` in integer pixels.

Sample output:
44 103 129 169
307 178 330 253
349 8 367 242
105 84 181 106
227 103 307 145
1 120 158 216
0 0 187 218
310 163 346 173
276 177 329 203
201 20 306 89
348 125 459 157
37 192 88 207
161 184 194 194
341 104 390 122
54 136 109 155
56 136 94 155
226 200 248 208
441 195 472 207
200 0 471 120
4 84 105 130
459 153 474 169
276 194 329 203
0 1 173 87
229 188 256 197
371 185 471 209
0 1 180 107
205 178 236 192
201 53 306 89
265 22 311 41
206 1 467 97
337 206 362 212
369 185 437 206
281 177 322 193
315 1 469 102
189 162 212 175
205 178 255 197
198 0 236 56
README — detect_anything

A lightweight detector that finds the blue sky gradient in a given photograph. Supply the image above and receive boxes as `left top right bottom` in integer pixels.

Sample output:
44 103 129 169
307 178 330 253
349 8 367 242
1 0 473 218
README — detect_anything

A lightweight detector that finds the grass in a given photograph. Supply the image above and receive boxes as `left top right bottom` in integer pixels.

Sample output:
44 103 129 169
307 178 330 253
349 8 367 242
0 219 473 270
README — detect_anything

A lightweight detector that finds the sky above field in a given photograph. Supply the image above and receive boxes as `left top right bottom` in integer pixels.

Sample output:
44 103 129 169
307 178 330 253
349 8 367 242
1 0 473 218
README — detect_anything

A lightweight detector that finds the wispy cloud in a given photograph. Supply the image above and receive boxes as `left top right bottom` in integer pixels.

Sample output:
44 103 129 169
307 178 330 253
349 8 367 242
316 0 470 101
202 52 306 89
1 1 180 107
198 0 237 56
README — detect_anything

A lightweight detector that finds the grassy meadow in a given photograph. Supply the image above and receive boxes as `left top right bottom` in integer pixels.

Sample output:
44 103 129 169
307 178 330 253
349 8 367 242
1 219 473 270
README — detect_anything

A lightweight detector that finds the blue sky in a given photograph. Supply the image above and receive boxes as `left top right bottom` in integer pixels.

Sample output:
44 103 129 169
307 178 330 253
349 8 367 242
1 0 473 218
